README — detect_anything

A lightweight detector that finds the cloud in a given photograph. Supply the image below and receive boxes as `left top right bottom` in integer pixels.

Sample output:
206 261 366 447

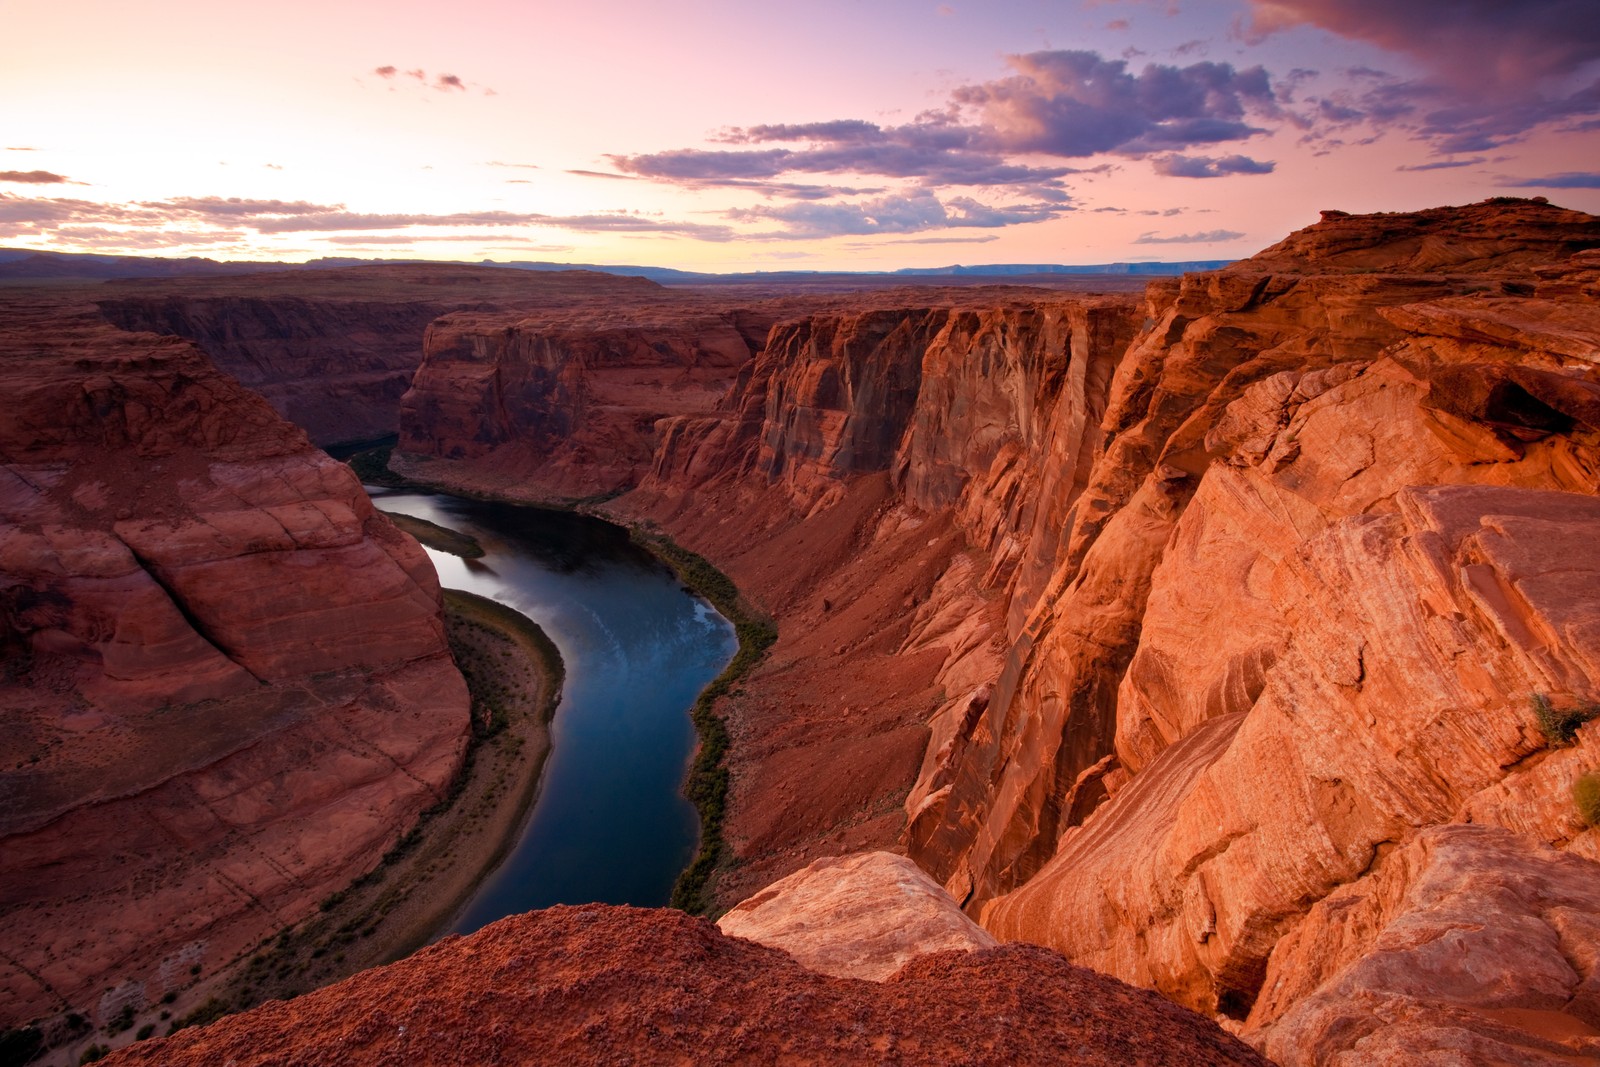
952 50 1275 156
0 192 734 243
1150 153 1275 177
727 189 1069 239
149 196 345 218
1245 1 1600 152
1504 171 1600 188
371 66 493 95
489 161 541 170
1395 157 1486 172
0 170 71 184
1244 1 1600 91
1134 229 1246 243
608 49 1279 201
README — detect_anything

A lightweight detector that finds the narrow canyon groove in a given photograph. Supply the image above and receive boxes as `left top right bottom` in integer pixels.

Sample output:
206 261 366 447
365 488 737 932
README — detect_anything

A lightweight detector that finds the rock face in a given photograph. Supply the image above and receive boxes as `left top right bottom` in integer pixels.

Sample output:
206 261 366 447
0 297 470 1031
104 905 1271 1067
396 302 771 498
95 265 665 446
716 851 997 981
380 198 1600 1063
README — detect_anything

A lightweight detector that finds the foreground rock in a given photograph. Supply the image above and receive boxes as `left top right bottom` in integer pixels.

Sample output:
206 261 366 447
717 850 996 980
0 298 470 1036
105 905 1270 1067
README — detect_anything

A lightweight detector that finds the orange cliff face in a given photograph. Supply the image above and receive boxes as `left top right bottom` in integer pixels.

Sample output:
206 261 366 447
387 199 1600 1063
0 298 470 1031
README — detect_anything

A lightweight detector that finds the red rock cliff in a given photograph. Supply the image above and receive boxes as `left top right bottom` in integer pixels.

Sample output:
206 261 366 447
381 200 1600 1063
95 265 666 446
0 297 470 1033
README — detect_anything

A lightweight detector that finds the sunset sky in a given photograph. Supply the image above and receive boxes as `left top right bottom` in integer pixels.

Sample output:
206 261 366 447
4 0 1597 270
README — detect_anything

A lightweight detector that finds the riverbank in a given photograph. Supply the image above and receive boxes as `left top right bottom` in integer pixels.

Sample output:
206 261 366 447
627 525 777 916
381 511 485 558
195 590 562 1028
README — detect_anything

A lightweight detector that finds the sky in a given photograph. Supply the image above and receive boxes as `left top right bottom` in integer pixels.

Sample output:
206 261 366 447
3 0 1598 271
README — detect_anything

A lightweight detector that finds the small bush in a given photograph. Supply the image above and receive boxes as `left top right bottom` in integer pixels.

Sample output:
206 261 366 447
1532 693 1597 746
78 1046 107 1065
1574 772 1600 827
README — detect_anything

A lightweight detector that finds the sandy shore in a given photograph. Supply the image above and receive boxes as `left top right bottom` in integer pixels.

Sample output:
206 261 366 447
195 590 563 1025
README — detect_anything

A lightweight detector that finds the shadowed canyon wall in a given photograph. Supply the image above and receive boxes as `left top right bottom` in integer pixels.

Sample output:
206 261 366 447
93 266 666 447
0 298 470 1032
392 200 1600 1062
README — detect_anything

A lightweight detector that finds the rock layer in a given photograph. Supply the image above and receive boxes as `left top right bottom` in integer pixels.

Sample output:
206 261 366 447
716 851 997 981
95 265 664 446
0 297 470 1032
104 905 1270 1067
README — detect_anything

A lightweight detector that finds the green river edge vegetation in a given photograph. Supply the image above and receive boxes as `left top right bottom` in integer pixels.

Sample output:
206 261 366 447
626 525 778 917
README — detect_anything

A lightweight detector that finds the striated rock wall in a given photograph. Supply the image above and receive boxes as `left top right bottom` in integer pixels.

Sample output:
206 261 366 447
0 299 470 1031
95 265 665 447
381 199 1600 1062
395 304 770 498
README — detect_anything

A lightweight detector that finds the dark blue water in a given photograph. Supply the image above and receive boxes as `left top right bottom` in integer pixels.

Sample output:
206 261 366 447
365 489 735 933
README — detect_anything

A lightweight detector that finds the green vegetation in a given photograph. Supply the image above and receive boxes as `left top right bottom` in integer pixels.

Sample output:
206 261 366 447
77 1045 107 1065
1574 771 1600 828
167 998 229 1036
380 510 486 558
0 1025 43 1067
104 1005 135 1036
629 524 778 916
344 443 409 487
1532 693 1598 746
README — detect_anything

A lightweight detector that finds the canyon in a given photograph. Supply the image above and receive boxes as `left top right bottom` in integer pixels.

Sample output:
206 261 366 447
3 198 1598 1065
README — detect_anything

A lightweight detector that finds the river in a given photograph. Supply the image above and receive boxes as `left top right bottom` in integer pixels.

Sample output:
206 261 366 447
365 488 737 934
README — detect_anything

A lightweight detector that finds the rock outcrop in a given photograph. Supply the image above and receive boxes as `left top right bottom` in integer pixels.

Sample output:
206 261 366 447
367 198 1600 1063
716 850 996 980
0 297 470 1033
103 905 1271 1067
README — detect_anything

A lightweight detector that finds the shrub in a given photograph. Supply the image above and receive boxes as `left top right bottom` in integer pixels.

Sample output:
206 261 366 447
1532 693 1596 746
1574 772 1600 827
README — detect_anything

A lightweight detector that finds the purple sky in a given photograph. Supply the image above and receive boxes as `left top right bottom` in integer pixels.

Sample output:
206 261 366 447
3 0 1597 269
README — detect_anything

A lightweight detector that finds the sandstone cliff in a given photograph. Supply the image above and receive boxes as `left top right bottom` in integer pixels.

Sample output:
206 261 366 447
378 199 1600 1063
95 265 665 446
0 297 470 1036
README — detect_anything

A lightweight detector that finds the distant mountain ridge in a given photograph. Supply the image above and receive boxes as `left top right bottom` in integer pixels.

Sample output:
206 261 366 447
0 247 1231 284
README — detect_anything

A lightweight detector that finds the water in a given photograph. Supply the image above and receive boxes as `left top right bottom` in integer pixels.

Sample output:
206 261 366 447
364 488 736 933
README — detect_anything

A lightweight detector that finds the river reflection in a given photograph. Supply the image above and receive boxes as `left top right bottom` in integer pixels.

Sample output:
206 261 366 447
366 489 736 933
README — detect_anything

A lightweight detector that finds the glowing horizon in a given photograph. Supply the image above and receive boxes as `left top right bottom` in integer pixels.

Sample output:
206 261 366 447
4 0 1597 271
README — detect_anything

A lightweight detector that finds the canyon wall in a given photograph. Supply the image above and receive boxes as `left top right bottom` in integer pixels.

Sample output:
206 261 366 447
0 298 470 1032
392 199 1600 1062
95 265 665 447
